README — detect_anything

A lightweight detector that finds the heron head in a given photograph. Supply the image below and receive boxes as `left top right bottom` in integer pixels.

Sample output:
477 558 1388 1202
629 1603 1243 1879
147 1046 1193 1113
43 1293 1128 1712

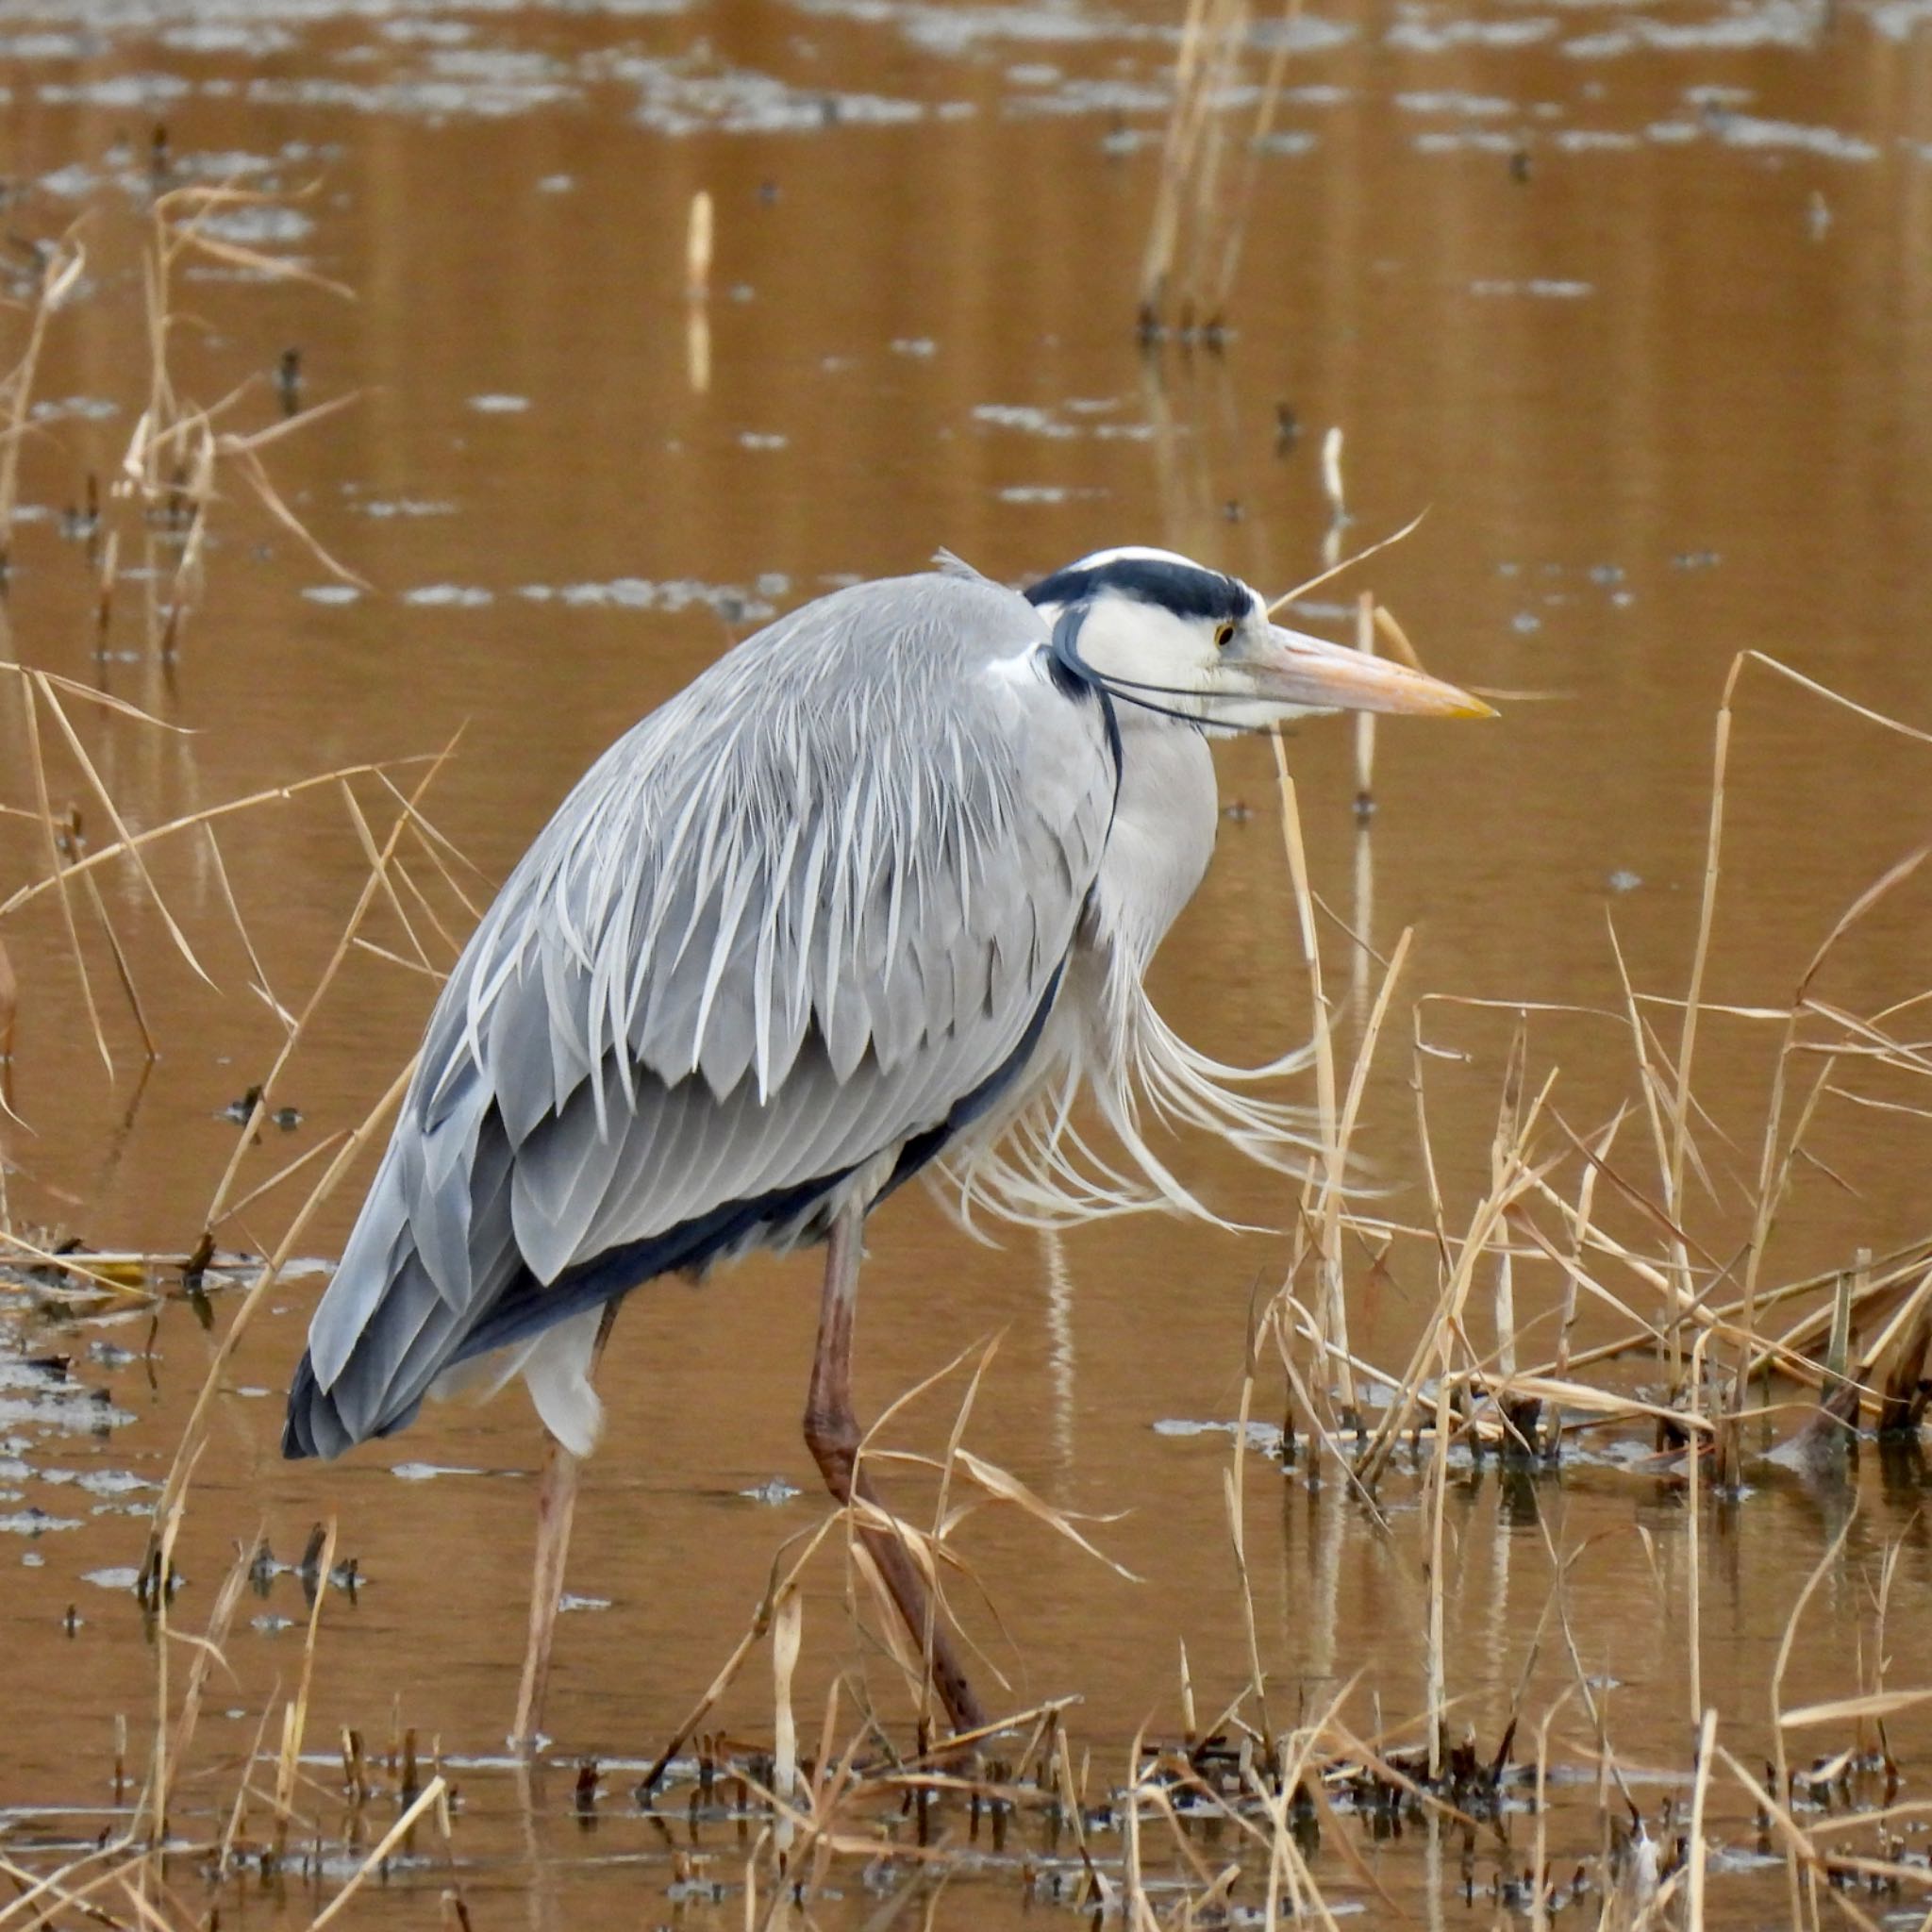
1024 546 1491 731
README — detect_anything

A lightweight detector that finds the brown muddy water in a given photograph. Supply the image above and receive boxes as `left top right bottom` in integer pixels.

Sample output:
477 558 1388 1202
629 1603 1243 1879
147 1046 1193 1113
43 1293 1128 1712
6 0 1932 1924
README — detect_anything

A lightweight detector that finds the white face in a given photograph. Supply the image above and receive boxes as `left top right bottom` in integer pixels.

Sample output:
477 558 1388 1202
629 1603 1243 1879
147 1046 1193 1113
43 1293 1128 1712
1032 546 1491 731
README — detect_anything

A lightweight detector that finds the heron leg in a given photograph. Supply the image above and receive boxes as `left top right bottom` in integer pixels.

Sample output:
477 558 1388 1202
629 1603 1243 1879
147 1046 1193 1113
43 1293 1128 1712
803 1203 989 1737
512 1304 619 1752
512 1429 582 1751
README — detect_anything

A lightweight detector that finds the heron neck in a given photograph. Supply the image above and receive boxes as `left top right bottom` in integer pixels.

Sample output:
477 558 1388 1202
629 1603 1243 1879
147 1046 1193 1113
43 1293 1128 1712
1091 716 1217 973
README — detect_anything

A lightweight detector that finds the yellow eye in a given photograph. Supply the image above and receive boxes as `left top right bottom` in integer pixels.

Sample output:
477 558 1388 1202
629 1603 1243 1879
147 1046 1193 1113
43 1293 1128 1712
1214 621 1236 649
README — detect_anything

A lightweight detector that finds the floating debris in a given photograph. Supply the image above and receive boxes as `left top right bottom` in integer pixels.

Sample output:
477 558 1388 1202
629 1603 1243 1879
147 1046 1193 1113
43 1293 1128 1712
740 1476 802 1505
1471 277 1593 298
517 577 783 622
403 585 495 607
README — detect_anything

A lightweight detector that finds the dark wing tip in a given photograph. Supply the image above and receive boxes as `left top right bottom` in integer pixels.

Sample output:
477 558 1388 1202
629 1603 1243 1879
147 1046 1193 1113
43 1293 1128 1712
283 1348 341 1461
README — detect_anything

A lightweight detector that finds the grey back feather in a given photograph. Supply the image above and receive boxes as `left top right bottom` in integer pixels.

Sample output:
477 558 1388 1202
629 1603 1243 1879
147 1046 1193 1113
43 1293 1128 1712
303 572 1116 1444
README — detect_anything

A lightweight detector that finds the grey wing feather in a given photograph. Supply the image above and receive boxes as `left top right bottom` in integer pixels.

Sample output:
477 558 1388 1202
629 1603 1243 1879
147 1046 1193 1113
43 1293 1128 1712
299 571 1114 1449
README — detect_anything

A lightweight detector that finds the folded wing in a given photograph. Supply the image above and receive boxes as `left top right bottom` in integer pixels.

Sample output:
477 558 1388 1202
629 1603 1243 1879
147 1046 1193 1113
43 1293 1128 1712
287 571 1116 1457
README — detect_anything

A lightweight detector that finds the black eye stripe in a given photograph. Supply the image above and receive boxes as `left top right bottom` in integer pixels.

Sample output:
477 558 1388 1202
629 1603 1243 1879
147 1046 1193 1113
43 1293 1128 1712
1024 556 1249 625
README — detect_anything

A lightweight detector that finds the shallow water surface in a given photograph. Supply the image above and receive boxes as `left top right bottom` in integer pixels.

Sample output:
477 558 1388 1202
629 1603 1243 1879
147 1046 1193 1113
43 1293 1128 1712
5 0 1932 1924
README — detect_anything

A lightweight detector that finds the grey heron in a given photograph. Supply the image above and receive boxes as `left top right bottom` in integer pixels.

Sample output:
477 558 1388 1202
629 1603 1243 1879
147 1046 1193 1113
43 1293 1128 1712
284 546 1488 1743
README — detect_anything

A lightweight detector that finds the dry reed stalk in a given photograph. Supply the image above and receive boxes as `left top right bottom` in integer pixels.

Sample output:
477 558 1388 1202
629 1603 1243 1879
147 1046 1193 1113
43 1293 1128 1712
1685 1322 1717 1727
1553 1109 1623 1381
338 781 438 975
771 1591 803 1856
0 1843 137 1929
1782 1686 1932 1729
272 1516 336 1860
1724 854 1925 1454
1488 1024 1537 1449
32 671 213 990
1289 919 1412 1440
1863 1265 1932 1431
18 670 108 1071
1318 427 1346 571
201 824 296 1031
1139 0 1228 327
1209 0 1303 317
0 236 86 580
164 1538 253 1799
1714 1749 1932 1920
103 184 359 654
0 933 14 1090
1352 590 1376 814
686 190 714 298
1170 0 1246 331
918 1333 1003 1732
135 1481 190 1848
1224 1344 1271 1743
1357 1069 1556 1487
1267 1310 1392 1528
307 1776 448 1931
1544 1233 1932 1385
1524 1688 1574 1930
1269 508 1428 619
1137 1770 1230 1907
1686 1708 1718 1931
0 1227 158 1297
1123 1721 1153 1931
1772 1509 1856 1927
77 860 156 1062
634 1524 842 1798
143 1058 414 1570
1272 758 1356 1427
200 743 461 1235
1241 1694 1350 1931
1424 1334 1450 1781
0 755 438 925
1659 661 1753 1400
